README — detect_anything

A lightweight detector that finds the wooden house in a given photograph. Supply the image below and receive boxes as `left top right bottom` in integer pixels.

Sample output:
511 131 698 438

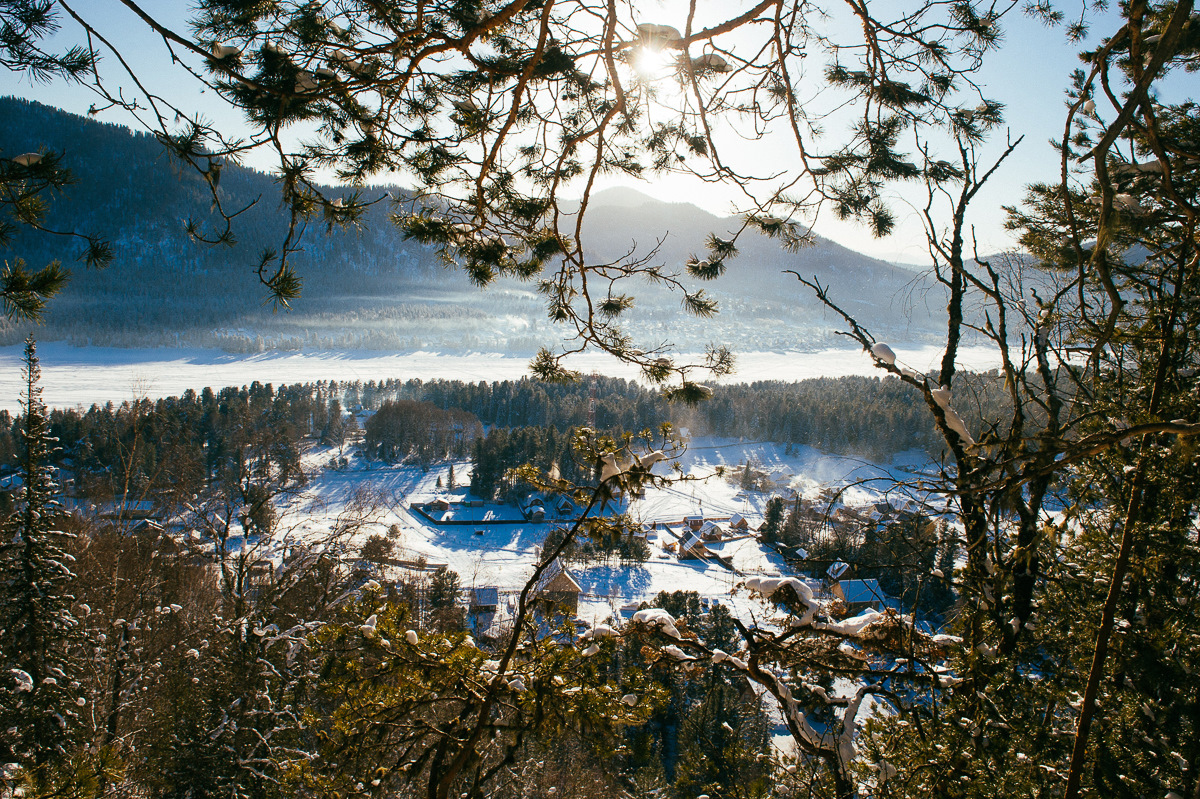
469 587 500 613
524 499 546 523
678 531 713 559
699 520 725 541
534 559 582 615
831 578 888 614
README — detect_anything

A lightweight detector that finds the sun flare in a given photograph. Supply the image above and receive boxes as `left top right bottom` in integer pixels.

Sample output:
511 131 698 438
632 45 675 78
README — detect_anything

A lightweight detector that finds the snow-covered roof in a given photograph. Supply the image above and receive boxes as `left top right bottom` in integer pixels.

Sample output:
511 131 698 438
470 587 499 607
836 579 887 605
535 558 582 594
827 560 851 579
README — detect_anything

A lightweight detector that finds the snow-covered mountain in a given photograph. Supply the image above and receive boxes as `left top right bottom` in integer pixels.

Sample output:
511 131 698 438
2 96 945 353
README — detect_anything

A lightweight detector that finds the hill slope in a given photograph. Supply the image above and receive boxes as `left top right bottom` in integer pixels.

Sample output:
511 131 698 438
2 97 944 353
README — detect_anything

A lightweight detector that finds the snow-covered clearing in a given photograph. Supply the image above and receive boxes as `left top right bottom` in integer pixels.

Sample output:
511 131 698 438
281 436 936 627
0 342 1002 412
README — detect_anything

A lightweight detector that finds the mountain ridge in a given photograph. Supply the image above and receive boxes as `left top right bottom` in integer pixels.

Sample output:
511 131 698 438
2 96 945 353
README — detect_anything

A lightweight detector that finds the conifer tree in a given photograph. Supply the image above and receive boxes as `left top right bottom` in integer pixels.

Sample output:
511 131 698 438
760 497 785 545
427 566 465 632
0 336 80 789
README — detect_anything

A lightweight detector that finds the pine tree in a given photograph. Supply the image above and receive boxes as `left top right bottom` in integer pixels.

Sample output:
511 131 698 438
426 566 464 632
761 497 785 545
0 337 80 787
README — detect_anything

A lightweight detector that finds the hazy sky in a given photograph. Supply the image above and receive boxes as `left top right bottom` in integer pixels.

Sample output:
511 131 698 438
0 1 1152 264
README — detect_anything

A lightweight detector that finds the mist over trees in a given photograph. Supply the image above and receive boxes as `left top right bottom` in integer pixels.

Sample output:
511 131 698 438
0 96 939 354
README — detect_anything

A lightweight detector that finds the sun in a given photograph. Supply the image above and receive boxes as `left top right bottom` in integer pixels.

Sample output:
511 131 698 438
632 45 676 79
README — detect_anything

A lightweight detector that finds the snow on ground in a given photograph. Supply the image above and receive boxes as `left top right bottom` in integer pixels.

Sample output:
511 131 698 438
280 436 936 627
0 341 1002 412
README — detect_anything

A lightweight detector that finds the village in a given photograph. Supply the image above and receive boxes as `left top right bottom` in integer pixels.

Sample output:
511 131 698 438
275 436 936 642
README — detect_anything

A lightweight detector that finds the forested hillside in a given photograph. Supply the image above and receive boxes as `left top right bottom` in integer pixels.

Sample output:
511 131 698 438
0 373 999 512
1 97 941 353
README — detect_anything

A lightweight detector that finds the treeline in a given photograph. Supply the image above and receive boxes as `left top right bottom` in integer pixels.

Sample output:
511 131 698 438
469 426 592 500
363 400 482 461
0 373 1010 491
35 383 336 507
339 373 1010 460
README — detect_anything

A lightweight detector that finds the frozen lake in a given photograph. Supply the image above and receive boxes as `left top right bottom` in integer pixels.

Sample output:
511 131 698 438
0 342 1002 411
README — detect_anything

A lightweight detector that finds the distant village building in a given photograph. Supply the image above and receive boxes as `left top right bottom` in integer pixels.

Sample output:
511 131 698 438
99 499 160 521
469 587 500 613
831 578 888 614
679 531 713 560
524 498 546 523
534 559 582 615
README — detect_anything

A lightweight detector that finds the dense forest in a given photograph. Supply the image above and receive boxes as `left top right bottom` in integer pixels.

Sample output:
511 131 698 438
0 373 1004 506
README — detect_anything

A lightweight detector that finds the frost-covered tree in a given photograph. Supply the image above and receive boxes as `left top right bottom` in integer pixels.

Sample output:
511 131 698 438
427 565 466 632
0 337 81 791
786 2 1200 796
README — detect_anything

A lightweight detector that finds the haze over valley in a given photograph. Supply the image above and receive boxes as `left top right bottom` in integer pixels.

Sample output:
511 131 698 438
2 97 948 361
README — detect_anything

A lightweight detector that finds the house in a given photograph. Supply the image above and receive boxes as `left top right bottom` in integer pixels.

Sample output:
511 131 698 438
678 531 712 559
524 498 546 522
248 558 274 579
831 578 888 614
684 515 705 532
699 520 725 541
729 513 750 531
827 560 851 580
99 499 160 521
469 586 500 613
427 498 451 512
534 558 582 615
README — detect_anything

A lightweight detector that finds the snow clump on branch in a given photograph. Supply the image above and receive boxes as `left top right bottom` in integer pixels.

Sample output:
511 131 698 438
744 576 819 626
630 608 684 639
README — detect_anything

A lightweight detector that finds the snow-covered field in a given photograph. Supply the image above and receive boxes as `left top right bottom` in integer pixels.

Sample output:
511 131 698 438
281 437 934 626
0 341 1002 412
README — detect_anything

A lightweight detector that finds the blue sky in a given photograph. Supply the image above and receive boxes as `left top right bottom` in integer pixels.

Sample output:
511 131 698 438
0 1 1150 264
